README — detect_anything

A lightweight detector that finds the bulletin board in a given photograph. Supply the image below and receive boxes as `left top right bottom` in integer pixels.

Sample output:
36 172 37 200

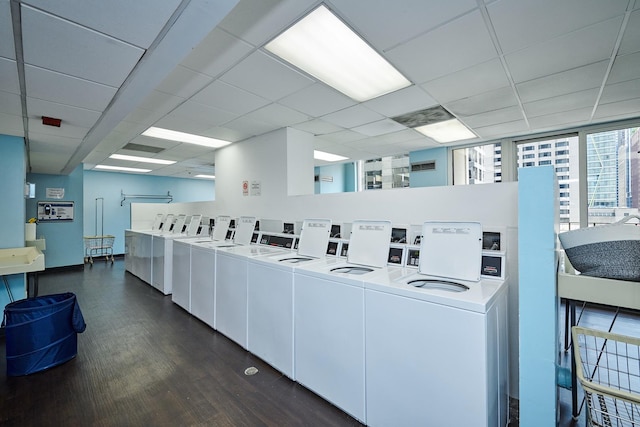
37 201 75 222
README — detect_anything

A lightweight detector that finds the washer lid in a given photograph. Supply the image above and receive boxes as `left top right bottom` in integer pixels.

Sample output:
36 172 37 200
346 220 392 268
297 219 332 258
233 216 257 245
419 221 482 282
212 216 231 241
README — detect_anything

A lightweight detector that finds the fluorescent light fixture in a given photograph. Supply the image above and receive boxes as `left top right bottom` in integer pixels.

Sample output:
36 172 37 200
109 154 176 165
265 5 410 102
94 165 151 173
194 174 215 179
142 127 231 149
314 150 348 162
415 119 477 143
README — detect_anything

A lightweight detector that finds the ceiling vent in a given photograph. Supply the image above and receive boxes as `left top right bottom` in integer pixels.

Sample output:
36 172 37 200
411 160 436 172
391 105 454 128
122 143 165 153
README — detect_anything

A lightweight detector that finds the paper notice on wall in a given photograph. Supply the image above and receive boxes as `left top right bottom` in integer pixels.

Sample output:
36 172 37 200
250 181 261 196
46 188 65 199
242 181 249 196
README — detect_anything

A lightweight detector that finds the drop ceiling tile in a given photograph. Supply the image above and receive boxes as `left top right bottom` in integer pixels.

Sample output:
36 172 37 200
220 50 314 101
352 119 406 137
153 115 216 135
243 103 309 127
422 58 510 103
167 100 238 127
618 9 640 56
318 129 368 144
22 6 144 88
29 151 72 174
0 0 15 60
123 107 167 126
26 97 101 129
386 10 497 83
367 129 424 145
461 105 524 128
25 0 182 48
473 119 529 139
28 117 89 139
594 98 640 120
608 51 640 84
132 135 182 151
223 116 280 136
201 126 252 143
0 91 21 116
181 28 254 78
156 65 214 99
488 0 628 54
25 64 117 111
333 0 477 51
600 79 640 104
445 86 518 117
516 61 609 103
0 112 24 136
28 133 82 151
505 16 623 83
527 107 593 129
191 80 270 115
0 58 19 94
136 90 185 115
322 105 384 128
278 83 355 117
363 85 437 117
292 119 345 135
523 89 599 118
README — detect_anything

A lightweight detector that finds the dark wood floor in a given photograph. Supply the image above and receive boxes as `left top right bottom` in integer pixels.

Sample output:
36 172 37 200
0 259 363 427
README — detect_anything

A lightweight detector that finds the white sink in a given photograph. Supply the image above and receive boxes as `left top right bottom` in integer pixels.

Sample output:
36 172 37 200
0 247 45 275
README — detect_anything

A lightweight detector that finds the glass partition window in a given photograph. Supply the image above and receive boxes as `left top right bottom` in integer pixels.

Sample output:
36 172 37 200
363 155 410 190
452 143 502 185
586 127 639 225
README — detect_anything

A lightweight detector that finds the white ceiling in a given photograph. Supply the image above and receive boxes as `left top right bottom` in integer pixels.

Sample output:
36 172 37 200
2 0 640 178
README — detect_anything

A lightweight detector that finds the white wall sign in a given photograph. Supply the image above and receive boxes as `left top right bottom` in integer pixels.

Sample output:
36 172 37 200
242 180 249 196
46 187 65 199
250 180 261 196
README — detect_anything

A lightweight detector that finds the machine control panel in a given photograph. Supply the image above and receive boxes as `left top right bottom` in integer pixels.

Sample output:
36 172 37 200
260 233 295 249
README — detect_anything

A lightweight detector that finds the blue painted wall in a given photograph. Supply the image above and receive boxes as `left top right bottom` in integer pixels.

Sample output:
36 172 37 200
83 170 214 254
26 166 85 269
315 163 356 194
0 135 27 309
409 147 448 187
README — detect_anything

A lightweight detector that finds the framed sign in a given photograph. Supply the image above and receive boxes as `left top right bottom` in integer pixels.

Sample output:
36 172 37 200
37 201 74 222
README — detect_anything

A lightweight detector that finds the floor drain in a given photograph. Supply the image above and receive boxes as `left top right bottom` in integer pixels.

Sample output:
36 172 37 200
244 366 258 376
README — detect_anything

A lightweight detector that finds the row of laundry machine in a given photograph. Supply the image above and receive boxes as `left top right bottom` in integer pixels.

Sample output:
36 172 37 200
125 214 509 427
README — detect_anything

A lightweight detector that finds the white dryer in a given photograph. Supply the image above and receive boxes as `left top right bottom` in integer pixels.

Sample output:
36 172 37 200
246 219 332 379
293 220 392 423
363 222 509 427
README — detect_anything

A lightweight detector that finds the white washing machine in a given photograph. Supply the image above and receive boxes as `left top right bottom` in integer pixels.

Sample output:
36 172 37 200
246 219 332 379
215 219 294 349
172 215 234 326
293 220 392 423
363 222 509 427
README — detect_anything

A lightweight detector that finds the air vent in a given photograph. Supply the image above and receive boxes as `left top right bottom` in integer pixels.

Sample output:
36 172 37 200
392 105 454 128
411 160 436 172
122 143 165 153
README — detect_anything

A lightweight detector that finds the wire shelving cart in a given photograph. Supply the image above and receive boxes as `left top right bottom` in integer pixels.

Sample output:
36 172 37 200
572 326 640 426
83 197 115 265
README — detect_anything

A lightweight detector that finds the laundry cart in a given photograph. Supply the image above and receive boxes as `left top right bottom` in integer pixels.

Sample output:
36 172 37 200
572 326 640 426
84 235 115 264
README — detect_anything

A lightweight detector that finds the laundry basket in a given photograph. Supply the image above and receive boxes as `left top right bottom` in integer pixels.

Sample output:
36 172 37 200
572 326 640 426
3 292 86 376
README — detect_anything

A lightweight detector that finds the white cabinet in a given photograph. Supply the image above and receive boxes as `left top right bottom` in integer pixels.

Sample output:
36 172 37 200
190 245 215 328
294 273 365 423
171 240 191 312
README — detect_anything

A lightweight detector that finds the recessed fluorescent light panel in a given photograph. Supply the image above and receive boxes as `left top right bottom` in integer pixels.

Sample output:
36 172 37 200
415 118 477 143
194 174 215 179
314 150 348 162
142 127 231 149
266 5 410 102
94 165 151 173
109 154 176 165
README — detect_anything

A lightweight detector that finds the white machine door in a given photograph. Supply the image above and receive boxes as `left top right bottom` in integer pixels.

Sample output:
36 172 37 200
297 219 332 258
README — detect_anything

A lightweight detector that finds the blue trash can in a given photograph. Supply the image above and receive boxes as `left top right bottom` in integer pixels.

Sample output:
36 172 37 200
3 292 86 376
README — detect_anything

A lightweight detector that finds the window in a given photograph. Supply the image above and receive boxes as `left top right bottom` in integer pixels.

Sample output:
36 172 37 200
452 143 501 185
556 167 569 173
523 146 535 151
540 152 552 157
523 154 535 159
523 161 535 167
556 141 569 147
539 160 552 165
560 184 570 189
539 143 552 149
560 192 570 198
555 158 569 164
556 150 569 156
363 155 410 190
